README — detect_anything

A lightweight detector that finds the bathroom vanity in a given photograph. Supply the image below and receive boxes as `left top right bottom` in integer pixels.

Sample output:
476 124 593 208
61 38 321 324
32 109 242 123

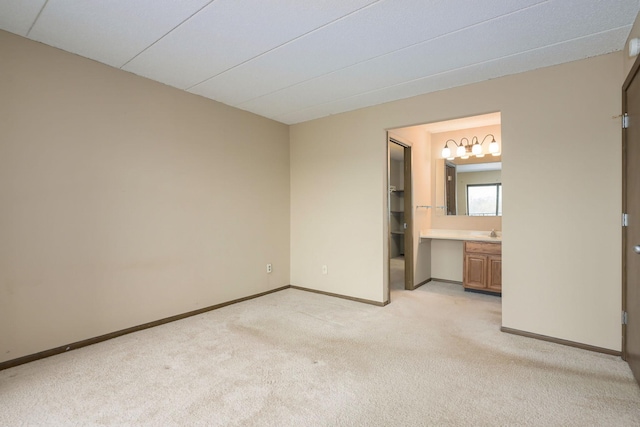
420 229 502 295
463 241 501 294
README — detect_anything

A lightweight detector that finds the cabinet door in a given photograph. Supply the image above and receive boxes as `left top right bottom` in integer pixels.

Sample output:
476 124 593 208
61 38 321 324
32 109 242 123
487 256 502 292
464 254 486 289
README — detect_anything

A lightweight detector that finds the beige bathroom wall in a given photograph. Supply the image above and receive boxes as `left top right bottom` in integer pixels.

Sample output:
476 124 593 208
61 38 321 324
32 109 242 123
0 31 290 363
431 240 464 282
290 52 622 350
428 215 502 232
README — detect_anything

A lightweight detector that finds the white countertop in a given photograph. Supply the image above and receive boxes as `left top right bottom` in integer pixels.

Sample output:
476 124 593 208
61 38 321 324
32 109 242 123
420 229 502 242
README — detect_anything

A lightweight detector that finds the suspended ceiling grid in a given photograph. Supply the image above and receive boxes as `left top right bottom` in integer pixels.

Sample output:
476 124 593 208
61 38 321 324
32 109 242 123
1 0 638 124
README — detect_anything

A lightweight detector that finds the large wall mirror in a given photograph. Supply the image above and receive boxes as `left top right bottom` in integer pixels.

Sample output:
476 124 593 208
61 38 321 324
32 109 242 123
435 156 502 216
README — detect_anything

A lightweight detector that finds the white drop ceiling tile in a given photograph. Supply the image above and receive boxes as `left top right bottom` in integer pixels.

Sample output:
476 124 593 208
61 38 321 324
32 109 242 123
238 30 495 119
238 30 476 119
124 0 378 90
28 0 211 68
547 0 640 31
0 0 46 36
3 0 636 124
191 0 545 105
275 27 630 125
482 0 638 53
242 0 636 120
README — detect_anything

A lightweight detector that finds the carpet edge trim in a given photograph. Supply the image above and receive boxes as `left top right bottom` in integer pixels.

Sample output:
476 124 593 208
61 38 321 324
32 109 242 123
0 285 292 371
500 326 621 356
289 285 387 306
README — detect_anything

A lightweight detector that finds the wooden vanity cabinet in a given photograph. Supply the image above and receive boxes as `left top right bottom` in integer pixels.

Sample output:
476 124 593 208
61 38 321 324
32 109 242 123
463 241 502 294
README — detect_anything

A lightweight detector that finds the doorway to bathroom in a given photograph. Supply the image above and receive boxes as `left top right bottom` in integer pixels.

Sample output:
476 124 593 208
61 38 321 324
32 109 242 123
387 112 502 303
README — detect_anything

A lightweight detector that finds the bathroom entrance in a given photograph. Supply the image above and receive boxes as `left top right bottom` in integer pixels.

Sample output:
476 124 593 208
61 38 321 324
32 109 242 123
387 112 502 302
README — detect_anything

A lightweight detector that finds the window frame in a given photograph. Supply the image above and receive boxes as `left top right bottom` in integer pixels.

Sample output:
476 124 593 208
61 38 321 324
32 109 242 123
466 183 502 216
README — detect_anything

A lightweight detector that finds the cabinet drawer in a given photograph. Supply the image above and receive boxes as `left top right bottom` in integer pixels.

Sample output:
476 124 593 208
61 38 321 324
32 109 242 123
464 241 501 255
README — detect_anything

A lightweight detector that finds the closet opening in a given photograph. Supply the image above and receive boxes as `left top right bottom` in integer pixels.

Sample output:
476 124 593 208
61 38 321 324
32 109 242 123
387 138 413 300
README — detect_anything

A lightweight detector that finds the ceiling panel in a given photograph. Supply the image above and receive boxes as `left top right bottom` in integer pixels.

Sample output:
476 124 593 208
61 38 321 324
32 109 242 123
241 0 636 122
28 0 211 68
189 0 545 105
123 0 379 90
0 0 46 36
0 0 638 124
276 27 629 124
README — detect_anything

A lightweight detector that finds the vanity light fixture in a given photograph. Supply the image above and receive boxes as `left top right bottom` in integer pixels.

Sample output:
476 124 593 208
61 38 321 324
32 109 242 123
441 143 451 159
441 134 500 159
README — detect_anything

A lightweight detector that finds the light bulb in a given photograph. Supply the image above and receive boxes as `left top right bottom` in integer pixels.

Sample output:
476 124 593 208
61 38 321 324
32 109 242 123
456 145 465 157
441 146 451 158
489 140 499 153
472 143 482 155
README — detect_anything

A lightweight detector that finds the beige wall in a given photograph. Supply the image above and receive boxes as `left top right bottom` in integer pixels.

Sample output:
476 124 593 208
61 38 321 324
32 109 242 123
0 31 291 363
431 240 464 282
290 52 623 350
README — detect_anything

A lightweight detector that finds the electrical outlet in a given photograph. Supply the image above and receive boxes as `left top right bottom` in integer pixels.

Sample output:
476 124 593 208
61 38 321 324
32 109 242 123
266 263 272 273
322 265 328 275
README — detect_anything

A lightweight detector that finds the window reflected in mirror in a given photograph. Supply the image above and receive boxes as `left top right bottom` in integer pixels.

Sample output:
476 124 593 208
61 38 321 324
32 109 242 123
467 183 502 216
435 157 502 216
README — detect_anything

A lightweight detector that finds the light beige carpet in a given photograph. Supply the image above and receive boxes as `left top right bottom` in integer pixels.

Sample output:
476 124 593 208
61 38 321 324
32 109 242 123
1 283 639 426
390 256 405 291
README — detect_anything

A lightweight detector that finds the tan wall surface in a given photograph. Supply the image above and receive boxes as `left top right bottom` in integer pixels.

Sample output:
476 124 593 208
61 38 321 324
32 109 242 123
290 52 623 350
431 240 464 282
0 31 291 363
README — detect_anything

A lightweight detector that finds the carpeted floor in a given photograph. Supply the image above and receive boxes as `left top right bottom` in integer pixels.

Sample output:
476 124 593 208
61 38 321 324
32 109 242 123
1 277 639 426
390 255 405 291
